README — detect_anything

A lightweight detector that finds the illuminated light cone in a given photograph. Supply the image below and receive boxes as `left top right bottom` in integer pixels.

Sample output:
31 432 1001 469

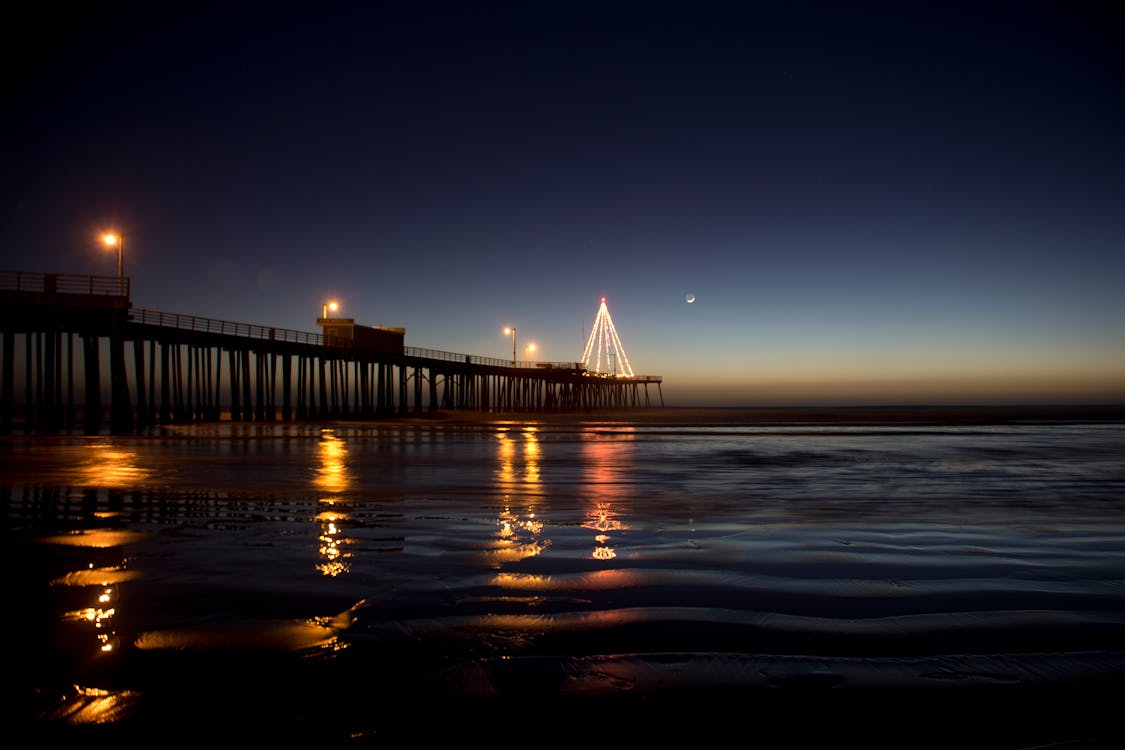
581 297 635 377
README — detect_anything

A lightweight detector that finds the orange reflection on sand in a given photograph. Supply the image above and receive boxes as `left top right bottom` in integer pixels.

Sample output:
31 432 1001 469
490 426 548 564
495 428 515 485
490 572 554 590
134 619 340 651
493 426 541 489
59 564 122 659
314 429 351 493
313 429 354 576
522 426 540 485
51 566 138 587
484 541 550 564
63 585 119 653
41 685 141 725
315 508 352 576
584 502 627 536
41 529 147 548
580 431 634 560
584 568 642 588
497 505 543 537
491 504 549 565
490 569 645 590
49 537 134 668
80 442 152 487
589 501 625 559
589 541 616 559
580 426 635 483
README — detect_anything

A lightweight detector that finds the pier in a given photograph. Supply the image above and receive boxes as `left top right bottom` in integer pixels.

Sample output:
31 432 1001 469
1 271 663 433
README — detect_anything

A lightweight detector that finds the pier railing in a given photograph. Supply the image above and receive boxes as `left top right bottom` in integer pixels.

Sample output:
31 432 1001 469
405 346 584 370
130 308 322 345
130 307 587 370
0 270 128 297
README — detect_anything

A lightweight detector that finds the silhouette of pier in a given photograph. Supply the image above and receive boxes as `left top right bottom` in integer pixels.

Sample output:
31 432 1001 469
1 271 663 433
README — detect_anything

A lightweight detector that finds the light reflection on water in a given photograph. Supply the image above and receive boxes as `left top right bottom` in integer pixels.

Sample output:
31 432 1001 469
4 420 1125 739
493 425 541 489
313 428 351 494
314 429 354 576
80 441 154 488
578 426 636 560
315 508 351 577
492 426 547 564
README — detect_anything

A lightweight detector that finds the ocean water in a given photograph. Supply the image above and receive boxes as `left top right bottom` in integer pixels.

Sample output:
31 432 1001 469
5 413 1125 746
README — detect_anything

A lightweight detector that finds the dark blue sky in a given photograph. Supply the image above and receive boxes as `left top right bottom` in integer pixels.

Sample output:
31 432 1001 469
4 1 1123 405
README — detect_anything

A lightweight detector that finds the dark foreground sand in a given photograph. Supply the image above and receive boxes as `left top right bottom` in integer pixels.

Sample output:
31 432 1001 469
27 668 1125 749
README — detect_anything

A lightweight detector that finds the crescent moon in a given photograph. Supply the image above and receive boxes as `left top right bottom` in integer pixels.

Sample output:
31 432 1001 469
685 293 696 304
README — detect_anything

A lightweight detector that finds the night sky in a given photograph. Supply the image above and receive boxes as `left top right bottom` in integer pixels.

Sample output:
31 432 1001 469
4 1 1123 406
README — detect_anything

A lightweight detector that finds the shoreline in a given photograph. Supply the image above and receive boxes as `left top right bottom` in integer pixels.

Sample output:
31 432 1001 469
378 403 1125 427
4 403 1123 436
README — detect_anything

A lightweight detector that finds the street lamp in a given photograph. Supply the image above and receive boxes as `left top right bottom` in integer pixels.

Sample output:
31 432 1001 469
526 342 536 364
101 232 124 295
322 301 338 319
503 326 516 366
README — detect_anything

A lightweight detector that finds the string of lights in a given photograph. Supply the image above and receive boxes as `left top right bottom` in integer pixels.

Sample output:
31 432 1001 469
581 297 635 377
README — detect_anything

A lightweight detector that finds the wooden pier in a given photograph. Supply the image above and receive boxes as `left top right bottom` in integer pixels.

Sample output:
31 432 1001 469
1 271 663 433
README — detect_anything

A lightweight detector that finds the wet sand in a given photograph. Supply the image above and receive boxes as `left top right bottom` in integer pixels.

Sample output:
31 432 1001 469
8 404 1125 748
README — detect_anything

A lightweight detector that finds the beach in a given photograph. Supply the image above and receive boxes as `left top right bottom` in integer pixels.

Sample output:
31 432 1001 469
5 406 1125 747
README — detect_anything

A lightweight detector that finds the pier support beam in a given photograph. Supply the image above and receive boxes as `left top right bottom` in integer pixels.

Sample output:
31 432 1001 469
82 335 102 433
2 332 14 431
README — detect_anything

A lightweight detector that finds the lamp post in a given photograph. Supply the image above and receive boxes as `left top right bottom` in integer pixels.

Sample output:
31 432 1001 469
101 232 125 295
526 342 536 364
503 326 516 366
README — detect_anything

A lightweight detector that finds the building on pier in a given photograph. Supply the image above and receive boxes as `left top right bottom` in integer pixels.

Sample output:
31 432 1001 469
316 316 405 354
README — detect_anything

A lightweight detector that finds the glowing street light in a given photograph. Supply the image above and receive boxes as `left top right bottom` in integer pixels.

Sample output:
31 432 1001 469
322 300 339 319
503 326 517 366
101 232 125 295
526 342 537 363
